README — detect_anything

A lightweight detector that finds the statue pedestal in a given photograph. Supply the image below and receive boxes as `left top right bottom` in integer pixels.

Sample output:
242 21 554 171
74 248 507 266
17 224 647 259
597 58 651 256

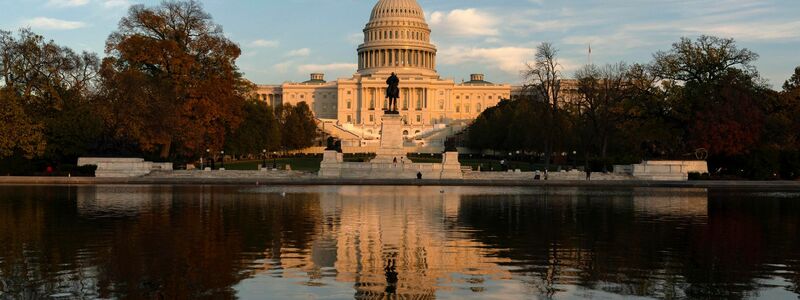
372 114 407 163
440 151 463 179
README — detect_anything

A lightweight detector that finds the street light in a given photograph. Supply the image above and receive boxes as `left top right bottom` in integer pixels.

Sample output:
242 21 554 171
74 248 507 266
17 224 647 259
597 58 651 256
220 150 225 169
272 151 277 169
572 150 577 170
262 149 267 169
206 149 210 169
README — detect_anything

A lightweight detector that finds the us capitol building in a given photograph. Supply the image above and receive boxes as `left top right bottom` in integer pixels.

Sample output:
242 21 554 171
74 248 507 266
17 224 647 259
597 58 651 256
255 0 519 151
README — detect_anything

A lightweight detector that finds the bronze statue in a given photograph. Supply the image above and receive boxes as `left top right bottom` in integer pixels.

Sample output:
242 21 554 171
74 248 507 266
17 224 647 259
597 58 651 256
385 72 400 113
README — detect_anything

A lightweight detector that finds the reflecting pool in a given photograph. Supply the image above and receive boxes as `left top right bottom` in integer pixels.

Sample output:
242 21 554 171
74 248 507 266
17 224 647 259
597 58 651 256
0 185 798 299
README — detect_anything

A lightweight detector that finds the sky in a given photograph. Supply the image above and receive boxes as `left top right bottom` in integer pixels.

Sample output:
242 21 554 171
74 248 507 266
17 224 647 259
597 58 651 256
1 0 799 88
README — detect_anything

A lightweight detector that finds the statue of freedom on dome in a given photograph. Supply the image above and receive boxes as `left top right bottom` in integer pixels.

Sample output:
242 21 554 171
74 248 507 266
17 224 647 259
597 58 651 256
385 72 400 114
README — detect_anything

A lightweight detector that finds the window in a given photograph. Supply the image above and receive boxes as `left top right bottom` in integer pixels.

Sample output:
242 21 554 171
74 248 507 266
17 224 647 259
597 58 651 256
456 96 460 100
369 115 374 122
347 90 352 95
347 101 351 109
346 115 352 123
300 94 304 99
416 115 421 123
438 100 444 110
466 96 470 100
489 95 493 100
465 104 470 113
477 104 482 112
455 105 460 113
403 130 409 136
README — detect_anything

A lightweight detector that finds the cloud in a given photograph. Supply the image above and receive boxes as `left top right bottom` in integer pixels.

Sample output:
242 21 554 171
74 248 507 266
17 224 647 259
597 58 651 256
439 46 534 74
101 0 129 9
346 33 363 45
23 17 87 30
428 8 499 37
297 63 357 73
287 48 311 57
250 39 279 48
46 0 89 7
273 61 293 73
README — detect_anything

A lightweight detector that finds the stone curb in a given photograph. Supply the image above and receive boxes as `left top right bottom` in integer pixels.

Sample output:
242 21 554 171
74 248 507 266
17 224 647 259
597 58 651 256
0 176 799 190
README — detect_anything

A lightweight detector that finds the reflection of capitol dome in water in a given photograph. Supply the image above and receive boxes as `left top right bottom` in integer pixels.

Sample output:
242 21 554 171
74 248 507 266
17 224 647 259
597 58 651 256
247 186 515 298
358 0 437 76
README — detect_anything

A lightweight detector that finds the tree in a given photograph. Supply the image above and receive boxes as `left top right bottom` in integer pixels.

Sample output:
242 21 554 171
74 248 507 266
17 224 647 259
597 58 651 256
784 66 800 92
523 42 563 171
0 88 45 158
575 63 632 170
102 0 246 159
651 36 765 157
279 102 318 151
0 29 100 162
652 35 758 84
224 101 281 155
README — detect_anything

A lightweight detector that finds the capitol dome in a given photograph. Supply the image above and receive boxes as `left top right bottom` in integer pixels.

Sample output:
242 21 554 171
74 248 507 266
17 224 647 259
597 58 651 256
357 0 438 76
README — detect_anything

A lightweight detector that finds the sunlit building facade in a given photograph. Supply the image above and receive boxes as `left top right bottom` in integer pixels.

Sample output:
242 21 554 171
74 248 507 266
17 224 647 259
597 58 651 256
255 0 512 147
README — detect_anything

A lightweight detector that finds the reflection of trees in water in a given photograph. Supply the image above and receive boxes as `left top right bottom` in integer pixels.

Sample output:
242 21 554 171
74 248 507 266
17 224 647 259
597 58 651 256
455 188 800 299
0 186 322 299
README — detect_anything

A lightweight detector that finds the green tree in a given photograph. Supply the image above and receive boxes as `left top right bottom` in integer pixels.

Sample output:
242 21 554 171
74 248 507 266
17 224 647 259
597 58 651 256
225 101 281 155
0 29 101 162
784 66 800 92
279 102 318 151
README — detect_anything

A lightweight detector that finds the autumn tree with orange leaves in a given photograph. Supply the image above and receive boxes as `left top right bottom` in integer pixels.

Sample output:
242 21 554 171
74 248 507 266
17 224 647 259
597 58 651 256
100 0 246 159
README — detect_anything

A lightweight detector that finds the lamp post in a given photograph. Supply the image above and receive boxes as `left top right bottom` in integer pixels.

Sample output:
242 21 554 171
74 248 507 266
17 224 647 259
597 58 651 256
220 151 225 169
206 149 210 170
572 150 577 170
272 151 277 169
262 149 267 170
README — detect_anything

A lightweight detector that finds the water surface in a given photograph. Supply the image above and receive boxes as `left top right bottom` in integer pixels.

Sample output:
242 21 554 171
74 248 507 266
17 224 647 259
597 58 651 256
0 185 798 299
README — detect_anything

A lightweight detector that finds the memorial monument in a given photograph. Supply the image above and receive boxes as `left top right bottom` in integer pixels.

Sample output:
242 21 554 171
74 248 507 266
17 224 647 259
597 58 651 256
319 76 463 179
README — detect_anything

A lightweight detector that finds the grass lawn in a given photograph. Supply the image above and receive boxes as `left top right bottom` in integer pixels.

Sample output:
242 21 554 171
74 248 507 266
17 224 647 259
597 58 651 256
224 157 323 172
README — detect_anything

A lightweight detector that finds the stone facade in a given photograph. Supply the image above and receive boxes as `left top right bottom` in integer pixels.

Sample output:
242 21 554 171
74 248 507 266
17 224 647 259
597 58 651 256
78 157 173 178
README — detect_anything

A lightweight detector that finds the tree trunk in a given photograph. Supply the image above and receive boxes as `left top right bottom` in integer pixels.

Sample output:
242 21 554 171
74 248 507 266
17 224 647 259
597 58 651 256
159 141 171 159
601 135 608 172
543 140 551 173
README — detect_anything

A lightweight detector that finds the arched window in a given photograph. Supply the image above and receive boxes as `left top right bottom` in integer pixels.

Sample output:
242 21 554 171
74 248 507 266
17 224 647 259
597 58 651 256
403 130 409 136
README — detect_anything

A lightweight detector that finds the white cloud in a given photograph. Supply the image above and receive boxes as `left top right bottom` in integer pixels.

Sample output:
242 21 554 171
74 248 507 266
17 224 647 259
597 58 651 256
287 48 311 57
428 8 499 37
297 63 357 73
101 0 129 9
273 61 294 73
439 46 534 74
23 17 87 30
250 39 279 48
346 33 363 45
46 0 89 7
